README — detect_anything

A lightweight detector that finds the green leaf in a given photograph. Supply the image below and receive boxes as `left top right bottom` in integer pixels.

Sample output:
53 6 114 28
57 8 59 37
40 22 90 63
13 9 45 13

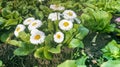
76 25 89 40
7 40 22 47
14 43 34 56
57 60 77 67
0 60 2 66
48 21 54 32
69 38 84 48
34 47 45 59
12 11 20 18
44 47 53 60
101 60 120 67
103 24 116 33
76 56 87 67
4 19 18 27
0 17 6 25
18 31 30 43
0 32 10 42
1 8 11 18
48 44 62 53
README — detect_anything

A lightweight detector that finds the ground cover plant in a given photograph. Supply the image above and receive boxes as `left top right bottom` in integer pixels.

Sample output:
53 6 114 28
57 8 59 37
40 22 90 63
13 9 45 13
0 0 120 67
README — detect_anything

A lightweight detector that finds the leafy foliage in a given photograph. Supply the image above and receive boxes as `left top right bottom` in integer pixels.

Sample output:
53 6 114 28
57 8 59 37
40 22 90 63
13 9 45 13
57 56 87 67
101 60 120 67
1 0 120 67
102 40 120 59
81 8 112 32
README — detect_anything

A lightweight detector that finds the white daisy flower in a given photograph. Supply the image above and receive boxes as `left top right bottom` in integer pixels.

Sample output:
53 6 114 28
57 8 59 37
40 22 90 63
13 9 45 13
50 4 65 11
23 17 35 25
59 19 73 31
63 10 77 19
54 31 64 43
30 29 45 44
48 12 61 21
28 20 42 31
14 24 25 37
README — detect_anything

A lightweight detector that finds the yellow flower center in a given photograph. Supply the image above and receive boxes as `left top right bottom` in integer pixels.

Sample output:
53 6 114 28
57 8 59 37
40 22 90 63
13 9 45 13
63 22 69 27
34 35 41 40
32 22 37 26
55 5 59 8
56 34 61 39
16 27 20 32
68 12 73 16
27 19 31 22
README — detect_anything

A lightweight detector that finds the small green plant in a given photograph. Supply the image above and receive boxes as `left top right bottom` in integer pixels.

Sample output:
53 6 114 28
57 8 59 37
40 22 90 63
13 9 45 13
102 40 120 60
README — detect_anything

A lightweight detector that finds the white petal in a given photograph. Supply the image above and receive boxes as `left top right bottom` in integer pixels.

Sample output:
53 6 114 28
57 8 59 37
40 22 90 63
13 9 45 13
28 20 42 31
23 17 35 25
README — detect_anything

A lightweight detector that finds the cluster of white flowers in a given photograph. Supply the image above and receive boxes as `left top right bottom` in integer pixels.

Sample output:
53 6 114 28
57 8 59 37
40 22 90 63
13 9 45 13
14 4 80 45
48 4 80 43
14 17 45 45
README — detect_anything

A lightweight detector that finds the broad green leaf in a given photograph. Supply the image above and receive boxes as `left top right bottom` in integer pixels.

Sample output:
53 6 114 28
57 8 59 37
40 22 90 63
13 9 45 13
0 60 2 66
34 47 45 59
57 60 77 67
4 19 18 27
7 40 22 47
18 31 30 43
63 31 72 44
44 47 52 60
14 43 34 56
0 32 10 42
69 38 84 48
76 25 89 40
76 56 87 67
101 60 120 67
48 44 62 53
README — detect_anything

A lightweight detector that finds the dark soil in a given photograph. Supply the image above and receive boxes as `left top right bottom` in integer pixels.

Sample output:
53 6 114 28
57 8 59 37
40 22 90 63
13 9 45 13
83 32 112 67
0 44 74 67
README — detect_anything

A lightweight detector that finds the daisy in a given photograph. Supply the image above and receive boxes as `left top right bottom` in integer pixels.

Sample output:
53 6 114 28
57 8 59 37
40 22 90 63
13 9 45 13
23 17 35 25
14 24 26 37
50 4 65 11
48 12 61 21
28 20 42 31
59 19 73 31
54 31 64 43
63 10 77 19
30 29 45 44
